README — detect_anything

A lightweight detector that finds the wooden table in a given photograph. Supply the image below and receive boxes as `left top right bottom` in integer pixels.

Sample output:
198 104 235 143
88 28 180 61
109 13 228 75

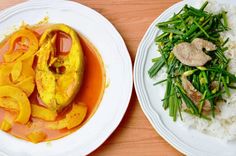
0 0 183 155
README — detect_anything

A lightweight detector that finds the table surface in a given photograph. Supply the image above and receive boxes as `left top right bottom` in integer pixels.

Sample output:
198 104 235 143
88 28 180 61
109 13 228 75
0 0 183 155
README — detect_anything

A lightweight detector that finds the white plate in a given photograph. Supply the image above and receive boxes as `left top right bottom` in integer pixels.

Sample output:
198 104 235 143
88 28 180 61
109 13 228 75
134 0 236 156
0 0 132 156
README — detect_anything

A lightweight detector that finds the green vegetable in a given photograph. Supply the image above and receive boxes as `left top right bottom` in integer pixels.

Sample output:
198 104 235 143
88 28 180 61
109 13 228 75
148 56 165 78
199 90 207 115
200 1 208 11
222 11 228 28
222 77 230 96
163 77 172 109
149 1 236 121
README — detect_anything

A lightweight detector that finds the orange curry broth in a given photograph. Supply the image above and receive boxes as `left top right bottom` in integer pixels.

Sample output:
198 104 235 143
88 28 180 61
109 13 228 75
0 24 106 142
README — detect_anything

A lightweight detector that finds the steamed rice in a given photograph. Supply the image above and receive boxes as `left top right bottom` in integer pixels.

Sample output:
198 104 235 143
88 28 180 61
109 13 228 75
181 0 236 141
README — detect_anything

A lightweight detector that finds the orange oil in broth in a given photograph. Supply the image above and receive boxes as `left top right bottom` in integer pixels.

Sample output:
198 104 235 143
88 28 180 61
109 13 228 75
0 25 106 141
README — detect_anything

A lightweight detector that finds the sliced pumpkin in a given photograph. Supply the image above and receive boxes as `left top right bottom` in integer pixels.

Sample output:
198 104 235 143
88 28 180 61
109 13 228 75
4 50 24 63
15 76 35 97
27 131 46 143
0 56 35 90
0 119 12 132
0 86 31 124
0 97 18 110
48 118 67 130
31 104 57 121
0 63 12 85
48 103 87 129
3 28 38 62
11 61 22 82
66 104 87 129
17 56 35 81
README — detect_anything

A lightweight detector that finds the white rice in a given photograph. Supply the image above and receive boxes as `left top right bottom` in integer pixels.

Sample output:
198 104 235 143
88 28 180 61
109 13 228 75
181 0 236 141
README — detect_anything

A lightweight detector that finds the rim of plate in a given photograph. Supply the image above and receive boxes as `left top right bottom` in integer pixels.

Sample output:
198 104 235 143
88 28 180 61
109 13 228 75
134 0 203 155
0 0 133 156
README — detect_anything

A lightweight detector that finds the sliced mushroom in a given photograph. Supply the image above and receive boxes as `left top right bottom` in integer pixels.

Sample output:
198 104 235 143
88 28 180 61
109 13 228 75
172 38 216 67
191 38 216 51
181 75 211 112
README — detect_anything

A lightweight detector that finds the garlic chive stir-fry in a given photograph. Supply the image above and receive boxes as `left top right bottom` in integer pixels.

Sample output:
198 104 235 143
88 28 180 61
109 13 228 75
149 1 236 121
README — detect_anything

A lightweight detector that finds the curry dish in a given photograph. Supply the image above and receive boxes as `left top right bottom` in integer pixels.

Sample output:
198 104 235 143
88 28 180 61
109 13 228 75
0 23 105 143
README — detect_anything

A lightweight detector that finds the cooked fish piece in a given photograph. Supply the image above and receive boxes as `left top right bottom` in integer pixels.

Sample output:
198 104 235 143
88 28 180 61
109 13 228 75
191 38 216 51
36 24 84 112
181 75 211 112
172 38 216 67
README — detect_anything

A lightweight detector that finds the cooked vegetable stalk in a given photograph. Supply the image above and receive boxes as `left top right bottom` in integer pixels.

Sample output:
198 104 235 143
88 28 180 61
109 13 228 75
149 2 235 121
